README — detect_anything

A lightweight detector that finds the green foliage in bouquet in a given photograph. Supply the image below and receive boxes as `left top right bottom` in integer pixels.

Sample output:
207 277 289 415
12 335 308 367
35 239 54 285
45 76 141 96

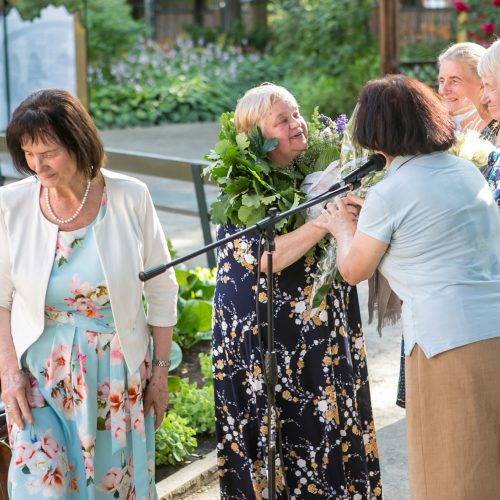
155 412 197 466
170 379 215 435
203 112 307 233
293 108 345 176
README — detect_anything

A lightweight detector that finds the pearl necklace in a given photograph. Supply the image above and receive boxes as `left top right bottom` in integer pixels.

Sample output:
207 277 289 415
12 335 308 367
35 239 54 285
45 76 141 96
45 180 91 225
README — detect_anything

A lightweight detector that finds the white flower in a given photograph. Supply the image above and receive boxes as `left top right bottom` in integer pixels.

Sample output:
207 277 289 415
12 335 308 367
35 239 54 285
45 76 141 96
317 400 328 412
244 253 255 264
294 301 306 314
449 130 495 168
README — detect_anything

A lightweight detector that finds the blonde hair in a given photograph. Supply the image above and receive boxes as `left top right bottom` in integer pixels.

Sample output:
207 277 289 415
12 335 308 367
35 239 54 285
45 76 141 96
478 38 500 81
234 83 298 133
438 42 486 79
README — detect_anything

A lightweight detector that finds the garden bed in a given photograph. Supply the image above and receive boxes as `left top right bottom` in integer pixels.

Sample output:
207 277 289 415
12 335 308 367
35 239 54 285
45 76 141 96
156 340 215 483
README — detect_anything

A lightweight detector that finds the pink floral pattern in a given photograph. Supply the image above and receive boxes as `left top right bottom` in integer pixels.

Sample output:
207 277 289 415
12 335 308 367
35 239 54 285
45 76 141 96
8 192 157 498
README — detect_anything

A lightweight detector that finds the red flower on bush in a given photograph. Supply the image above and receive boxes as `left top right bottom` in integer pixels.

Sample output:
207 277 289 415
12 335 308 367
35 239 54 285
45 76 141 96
493 0 500 7
481 22 496 34
454 1 471 11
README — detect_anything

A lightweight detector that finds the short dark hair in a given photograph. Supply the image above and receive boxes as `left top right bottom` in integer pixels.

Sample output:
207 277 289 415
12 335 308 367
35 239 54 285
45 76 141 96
6 88 105 179
353 75 455 156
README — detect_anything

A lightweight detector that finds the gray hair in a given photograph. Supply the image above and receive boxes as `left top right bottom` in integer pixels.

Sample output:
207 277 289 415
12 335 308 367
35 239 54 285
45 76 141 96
478 39 500 81
234 83 298 134
438 42 486 79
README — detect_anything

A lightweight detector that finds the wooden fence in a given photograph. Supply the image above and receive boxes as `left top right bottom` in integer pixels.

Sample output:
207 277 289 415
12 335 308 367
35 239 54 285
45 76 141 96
142 2 455 48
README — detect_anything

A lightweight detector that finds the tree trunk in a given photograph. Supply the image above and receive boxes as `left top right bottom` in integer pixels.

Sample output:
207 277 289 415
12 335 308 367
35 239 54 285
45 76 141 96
379 0 399 75
253 0 267 29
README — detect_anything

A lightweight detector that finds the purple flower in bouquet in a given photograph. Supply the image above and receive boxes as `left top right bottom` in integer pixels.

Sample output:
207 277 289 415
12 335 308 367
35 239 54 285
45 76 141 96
319 114 335 128
336 114 348 135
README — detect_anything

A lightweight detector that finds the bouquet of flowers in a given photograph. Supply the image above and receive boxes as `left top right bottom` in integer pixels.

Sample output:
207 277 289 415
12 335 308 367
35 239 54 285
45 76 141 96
448 129 496 171
307 114 377 307
308 119 498 308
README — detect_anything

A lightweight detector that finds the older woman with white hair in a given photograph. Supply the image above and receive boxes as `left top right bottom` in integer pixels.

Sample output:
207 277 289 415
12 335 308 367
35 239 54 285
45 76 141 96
438 42 492 133
479 39 500 203
209 83 382 499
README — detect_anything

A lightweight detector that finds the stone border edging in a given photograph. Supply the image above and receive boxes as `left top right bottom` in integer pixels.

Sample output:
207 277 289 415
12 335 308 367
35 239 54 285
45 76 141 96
156 449 218 499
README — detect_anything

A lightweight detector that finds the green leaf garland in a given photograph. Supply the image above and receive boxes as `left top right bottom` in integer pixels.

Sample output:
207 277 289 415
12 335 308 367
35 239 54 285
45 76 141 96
203 112 307 233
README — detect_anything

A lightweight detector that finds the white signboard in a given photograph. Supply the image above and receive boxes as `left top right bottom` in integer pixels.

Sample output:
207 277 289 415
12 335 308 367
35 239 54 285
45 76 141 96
0 5 79 131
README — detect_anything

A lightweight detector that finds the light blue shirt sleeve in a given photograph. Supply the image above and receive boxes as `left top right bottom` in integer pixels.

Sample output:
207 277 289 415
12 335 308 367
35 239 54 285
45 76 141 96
357 189 393 244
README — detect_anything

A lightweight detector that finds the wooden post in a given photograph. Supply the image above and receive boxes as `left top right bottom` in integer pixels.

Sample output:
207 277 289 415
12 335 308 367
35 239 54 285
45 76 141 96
223 0 241 32
1 0 11 120
379 0 399 76
74 11 88 110
194 0 205 26
253 0 267 29
144 0 155 36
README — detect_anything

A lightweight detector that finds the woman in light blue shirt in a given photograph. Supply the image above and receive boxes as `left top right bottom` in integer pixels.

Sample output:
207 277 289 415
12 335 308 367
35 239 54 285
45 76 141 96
317 75 500 500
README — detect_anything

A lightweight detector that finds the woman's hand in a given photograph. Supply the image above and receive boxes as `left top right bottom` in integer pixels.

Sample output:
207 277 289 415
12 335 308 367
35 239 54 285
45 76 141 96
0 368 34 429
345 192 364 209
143 368 169 430
314 197 359 238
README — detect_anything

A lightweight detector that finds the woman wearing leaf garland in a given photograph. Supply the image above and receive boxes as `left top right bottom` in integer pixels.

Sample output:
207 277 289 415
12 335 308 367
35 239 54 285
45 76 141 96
206 83 382 499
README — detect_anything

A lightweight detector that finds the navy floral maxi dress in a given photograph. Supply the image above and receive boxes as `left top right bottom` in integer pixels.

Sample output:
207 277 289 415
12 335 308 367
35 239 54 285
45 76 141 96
212 224 382 500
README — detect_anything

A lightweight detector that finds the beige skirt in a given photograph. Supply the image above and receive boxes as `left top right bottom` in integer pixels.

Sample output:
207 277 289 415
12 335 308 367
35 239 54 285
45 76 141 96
406 338 500 500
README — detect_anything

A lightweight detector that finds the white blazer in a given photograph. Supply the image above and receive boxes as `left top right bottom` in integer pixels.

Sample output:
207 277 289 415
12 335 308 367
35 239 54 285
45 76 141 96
0 169 178 374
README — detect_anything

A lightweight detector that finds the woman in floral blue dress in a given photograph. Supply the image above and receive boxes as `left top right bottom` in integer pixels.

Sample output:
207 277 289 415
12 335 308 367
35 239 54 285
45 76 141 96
210 84 382 499
0 89 178 498
479 40 500 205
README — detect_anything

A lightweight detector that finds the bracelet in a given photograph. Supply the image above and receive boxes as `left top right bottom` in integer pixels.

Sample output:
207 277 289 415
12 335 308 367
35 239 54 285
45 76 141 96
152 358 171 368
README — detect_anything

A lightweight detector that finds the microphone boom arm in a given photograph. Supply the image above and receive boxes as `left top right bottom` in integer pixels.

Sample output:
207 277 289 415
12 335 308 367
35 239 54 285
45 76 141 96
139 153 385 281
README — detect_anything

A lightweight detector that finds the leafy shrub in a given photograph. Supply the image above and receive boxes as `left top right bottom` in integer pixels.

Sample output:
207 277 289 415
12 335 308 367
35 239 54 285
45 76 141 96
184 22 272 53
398 38 450 87
155 412 197 465
89 38 287 129
14 0 147 72
170 379 215 435
198 352 213 384
400 63 439 88
284 49 379 118
453 0 500 45
173 266 215 349
270 0 379 117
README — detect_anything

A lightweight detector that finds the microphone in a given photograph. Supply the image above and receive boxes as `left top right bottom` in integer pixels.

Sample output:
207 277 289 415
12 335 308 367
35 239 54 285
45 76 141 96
307 153 386 205
335 153 386 189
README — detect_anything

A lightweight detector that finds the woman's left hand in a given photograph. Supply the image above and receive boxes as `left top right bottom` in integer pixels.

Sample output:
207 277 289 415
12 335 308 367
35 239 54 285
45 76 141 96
143 370 169 430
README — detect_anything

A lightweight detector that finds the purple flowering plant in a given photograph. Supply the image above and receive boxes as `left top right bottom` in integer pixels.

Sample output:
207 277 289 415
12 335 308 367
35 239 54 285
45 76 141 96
292 107 347 177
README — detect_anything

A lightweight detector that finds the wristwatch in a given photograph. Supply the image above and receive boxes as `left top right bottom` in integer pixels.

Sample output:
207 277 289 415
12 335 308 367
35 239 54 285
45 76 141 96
152 359 171 368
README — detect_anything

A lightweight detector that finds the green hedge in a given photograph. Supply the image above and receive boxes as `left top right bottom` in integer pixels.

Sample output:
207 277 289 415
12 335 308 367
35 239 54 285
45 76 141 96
90 40 287 129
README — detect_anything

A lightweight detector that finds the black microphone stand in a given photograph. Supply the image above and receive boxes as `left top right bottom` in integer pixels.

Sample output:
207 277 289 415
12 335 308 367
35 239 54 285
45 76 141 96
140 176 366 499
